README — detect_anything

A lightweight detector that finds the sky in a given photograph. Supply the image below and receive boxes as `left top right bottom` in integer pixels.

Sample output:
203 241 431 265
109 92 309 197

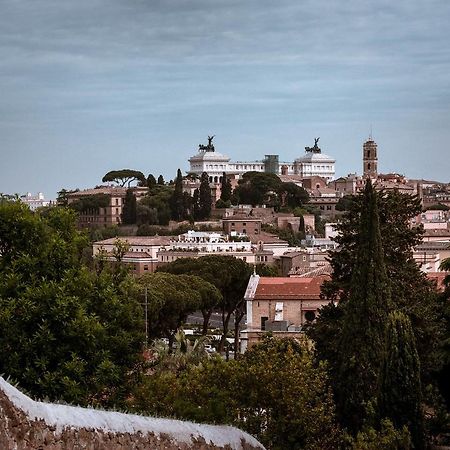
1 0 449 199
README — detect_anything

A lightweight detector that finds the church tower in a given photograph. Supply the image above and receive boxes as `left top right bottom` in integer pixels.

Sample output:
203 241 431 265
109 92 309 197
363 137 378 178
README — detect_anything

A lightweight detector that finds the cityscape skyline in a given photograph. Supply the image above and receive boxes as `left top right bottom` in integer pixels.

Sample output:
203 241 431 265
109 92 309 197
1 0 449 199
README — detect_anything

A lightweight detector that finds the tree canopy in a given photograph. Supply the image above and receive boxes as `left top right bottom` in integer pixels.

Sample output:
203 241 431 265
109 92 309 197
0 202 144 406
102 169 146 187
234 171 282 206
158 255 251 351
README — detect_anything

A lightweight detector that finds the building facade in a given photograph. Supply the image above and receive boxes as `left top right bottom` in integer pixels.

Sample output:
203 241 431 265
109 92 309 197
240 274 331 351
188 137 336 184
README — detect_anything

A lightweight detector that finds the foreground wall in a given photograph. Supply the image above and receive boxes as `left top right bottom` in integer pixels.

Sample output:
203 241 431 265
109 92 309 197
0 377 264 450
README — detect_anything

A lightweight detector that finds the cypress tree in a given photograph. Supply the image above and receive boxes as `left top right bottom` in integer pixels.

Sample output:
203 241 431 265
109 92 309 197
199 172 212 220
379 311 424 449
220 172 232 203
192 188 200 221
121 188 137 224
157 175 165 185
147 174 157 190
170 169 185 221
336 179 391 432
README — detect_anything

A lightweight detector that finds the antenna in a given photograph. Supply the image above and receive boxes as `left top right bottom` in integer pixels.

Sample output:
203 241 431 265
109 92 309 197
369 124 373 140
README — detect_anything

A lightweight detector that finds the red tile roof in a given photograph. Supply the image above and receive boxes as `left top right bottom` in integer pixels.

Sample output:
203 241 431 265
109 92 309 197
254 275 328 299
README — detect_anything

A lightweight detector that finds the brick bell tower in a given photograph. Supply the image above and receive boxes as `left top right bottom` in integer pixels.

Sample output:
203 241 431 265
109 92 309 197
363 136 378 178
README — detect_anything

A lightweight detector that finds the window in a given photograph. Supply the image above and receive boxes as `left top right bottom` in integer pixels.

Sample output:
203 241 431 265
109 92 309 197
115 198 119 205
275 302 284 321
144 265 149 271
261 316 268 330
305 311 316 322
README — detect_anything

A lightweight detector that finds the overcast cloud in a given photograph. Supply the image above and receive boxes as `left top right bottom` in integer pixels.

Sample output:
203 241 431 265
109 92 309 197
1 0 449 197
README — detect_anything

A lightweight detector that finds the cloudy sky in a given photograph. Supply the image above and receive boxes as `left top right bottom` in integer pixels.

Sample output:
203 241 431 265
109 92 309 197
1 0 449 198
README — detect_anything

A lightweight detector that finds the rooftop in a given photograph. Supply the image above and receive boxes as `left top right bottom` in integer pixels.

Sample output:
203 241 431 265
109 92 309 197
254 275 328 299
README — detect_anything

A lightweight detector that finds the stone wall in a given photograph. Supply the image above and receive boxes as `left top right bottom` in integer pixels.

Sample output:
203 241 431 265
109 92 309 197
0 377 264 450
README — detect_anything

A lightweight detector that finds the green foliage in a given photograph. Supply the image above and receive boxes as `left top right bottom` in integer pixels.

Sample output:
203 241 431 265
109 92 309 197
157 174 165 185
313 188 443 383
170 168 187 221
131 337 340 450
138 184 173 226
335 180 391 432
220 172 232 203
198 172 212 220
135 273 204 346
343 419 411 450
102 169 146 187
158 255 251 351
335 194 356 211
379 312 425 449
426 203 449 211
147 174 157 190
0 202 144 406
234 171 282 206
121 188 137 224
278 182 309 209
262 223 305 246
255 263 280 277
57 188 78 206
215 198 231 209
69 193 110 213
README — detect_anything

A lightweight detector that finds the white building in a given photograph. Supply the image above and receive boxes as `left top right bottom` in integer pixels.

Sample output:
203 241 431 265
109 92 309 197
20 192 52 211
157 230 264 265
188 137 336 183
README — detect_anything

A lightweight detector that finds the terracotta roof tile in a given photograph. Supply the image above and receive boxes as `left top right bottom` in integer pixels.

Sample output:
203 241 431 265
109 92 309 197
254 275 328 299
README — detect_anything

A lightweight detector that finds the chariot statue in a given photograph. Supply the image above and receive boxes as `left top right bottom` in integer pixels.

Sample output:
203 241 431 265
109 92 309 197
305 137 321 153
198 135 215 152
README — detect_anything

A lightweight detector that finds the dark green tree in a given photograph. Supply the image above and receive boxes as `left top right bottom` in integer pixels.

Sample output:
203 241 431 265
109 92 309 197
378 311 425 449
198 172 212 220
158 255 251 352
278 182 309 209
157 174 165 185
121 188 137 224
139 184 173 226
147 174 157 190
132 337 340 450
0 202 144 406
136 272 202 349
234 171 282 206
220 172 232 203
335 179 391 433
192 188 200 220
102 169 146 187
311 189 443 385
170 169 185 221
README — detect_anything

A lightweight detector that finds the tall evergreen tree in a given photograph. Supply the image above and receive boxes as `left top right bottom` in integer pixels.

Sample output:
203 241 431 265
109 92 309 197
157 174 165 185
192 188 200 221
198 172 212 220
170 169 185 221
220 172 232 203
121 188 137 224
147 174 157 190
379 311 425 449
335 179 391 433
